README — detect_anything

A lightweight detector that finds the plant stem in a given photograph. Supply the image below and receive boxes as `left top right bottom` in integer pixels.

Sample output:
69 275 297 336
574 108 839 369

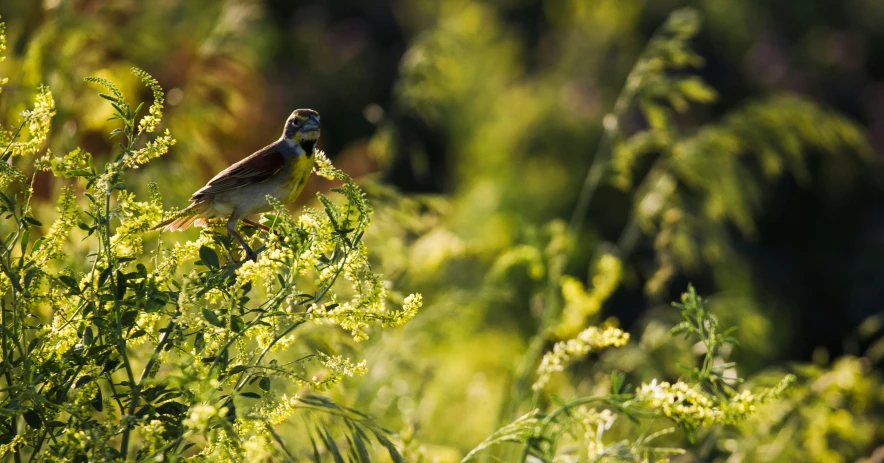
102 187 138 457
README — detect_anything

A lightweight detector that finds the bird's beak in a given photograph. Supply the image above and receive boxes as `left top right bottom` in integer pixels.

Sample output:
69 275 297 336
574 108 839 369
302 115 320 131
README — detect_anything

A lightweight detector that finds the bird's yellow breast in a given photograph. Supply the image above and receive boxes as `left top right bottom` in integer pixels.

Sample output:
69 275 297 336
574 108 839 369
281 153 314 204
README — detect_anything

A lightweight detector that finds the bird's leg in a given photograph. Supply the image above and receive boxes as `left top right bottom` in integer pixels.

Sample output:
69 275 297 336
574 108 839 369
227 215 257 262
242 219 272 233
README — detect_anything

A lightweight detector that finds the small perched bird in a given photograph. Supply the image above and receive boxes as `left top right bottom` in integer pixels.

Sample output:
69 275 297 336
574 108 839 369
152 109 321 261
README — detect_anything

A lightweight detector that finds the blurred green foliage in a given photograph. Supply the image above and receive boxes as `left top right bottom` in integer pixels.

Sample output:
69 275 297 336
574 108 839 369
1 0 883 461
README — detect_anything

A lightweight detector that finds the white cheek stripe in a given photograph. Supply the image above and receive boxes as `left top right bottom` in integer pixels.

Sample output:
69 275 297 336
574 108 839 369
284 138 297 148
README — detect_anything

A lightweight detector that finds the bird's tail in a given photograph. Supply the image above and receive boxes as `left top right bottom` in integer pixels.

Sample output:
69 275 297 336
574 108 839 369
151 202 210 232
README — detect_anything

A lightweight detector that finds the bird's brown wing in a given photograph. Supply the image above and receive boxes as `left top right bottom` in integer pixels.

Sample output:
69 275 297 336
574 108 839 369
191 144 286 200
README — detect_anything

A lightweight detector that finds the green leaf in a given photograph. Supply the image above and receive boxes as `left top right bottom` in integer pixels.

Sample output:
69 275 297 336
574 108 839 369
23 410 42 428
27 337 39 355
202 308 224 328
199 245 220 270
23 216 41 226
57 275 80 294
372 430 405 463
240 392 261 399
30 236 44 254
98 267 112 287
229 365 248 375
20 226 29 255
319 424 345 463
91 389 103 411
121 310 139 328
259 376 270 392
230 315 245 333
23 268 37 289
98 93 122 104
194 332 205 353
67 169 93 178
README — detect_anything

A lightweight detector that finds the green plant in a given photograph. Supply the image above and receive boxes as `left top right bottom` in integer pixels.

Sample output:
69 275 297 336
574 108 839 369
380 4 874 461
464 285 794 462
0 19 421 460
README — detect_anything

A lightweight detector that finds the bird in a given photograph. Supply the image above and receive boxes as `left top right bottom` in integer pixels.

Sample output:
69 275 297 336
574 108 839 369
152 109 321 261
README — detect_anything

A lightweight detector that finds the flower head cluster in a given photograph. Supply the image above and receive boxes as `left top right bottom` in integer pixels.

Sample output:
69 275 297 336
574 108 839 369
111 189 164 257
0 155 25 187
132 67 165 133
7 85 55 157
533 326 630 390
636 380 721 427
306 289 421 341
295 208 338 274
285 189 421 340
0 19 8 89
235 243 292 293
572 406 617 458
390 293 422 327
183 403 228 433
554 253 623 339
32 187 78 263
635 374 796 429
309 353 368 391
0 435 23 457
121 129 176 169
489 244 544 281
312 149 336 179
138 420 168 456
36 147 91 175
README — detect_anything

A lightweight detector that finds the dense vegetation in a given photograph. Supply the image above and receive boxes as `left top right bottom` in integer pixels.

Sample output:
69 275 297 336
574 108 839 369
0 1 882 461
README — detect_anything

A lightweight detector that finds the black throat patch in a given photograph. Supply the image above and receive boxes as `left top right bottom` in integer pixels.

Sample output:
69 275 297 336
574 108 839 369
300 139 316 156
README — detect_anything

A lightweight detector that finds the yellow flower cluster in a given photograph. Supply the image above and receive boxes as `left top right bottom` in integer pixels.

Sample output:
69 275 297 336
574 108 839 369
309 353 368 391
572 406 618 458
153 232 215 282
554 253 623 339
7 85 55 157
296 208 338 275
0 43 5 94
285 198 421 340
183 403 228 433
0 435 23 456
0 18 6 64
111 190 164 257
138 420 168 456
32 187 78 264
36 147 91 176
235 241 292 293
389 293 422 327
312 149 336 179
636 380 721 427
533 326 630 390
489 245 545 281
121 129 176 169
133 67 165 133
635 374 796 428
0 155 25 187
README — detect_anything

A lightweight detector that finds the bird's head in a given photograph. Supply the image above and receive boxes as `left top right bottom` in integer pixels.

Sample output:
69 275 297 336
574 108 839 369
283 109 321 154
